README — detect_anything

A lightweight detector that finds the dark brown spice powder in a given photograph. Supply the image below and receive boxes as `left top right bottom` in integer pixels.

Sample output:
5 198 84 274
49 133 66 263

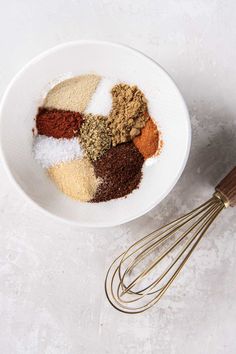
92 142 144 202
36 107 83 139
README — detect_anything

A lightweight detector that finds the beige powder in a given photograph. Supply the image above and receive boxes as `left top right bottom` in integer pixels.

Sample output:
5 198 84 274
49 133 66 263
44 75 101 113
48 158 100 201
108 84 148 146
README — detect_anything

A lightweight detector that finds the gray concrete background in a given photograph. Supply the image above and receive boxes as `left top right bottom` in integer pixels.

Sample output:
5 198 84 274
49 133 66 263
0 1 236 353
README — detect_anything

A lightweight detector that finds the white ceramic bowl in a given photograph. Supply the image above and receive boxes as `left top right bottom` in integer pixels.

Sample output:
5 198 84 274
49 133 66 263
0 40 191 227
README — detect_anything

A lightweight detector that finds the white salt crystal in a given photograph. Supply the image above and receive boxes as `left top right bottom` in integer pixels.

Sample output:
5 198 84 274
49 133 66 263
33 135 84 168
85 77 118 116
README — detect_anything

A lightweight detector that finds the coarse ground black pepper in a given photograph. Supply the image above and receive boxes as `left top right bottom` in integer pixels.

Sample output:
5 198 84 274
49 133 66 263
92 142 144 202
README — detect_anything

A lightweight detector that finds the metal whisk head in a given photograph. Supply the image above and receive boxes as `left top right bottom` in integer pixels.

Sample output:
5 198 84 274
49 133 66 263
105 167 236 314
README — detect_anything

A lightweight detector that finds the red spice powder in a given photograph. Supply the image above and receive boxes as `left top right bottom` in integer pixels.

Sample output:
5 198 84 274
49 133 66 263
133 117 159 159
36 107 83 139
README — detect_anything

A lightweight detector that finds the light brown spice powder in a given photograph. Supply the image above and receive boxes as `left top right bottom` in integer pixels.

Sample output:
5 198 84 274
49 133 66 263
44 74 101 113
48 158 100 201
108 84 148 146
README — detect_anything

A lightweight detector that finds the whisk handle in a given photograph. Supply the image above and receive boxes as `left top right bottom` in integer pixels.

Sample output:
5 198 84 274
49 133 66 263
215 166 236 207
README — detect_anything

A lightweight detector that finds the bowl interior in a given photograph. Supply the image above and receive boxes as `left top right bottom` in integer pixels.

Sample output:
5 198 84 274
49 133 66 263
0 41 190 227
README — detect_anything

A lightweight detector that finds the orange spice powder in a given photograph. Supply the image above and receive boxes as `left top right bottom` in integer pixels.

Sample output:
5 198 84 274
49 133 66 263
133 117 159 159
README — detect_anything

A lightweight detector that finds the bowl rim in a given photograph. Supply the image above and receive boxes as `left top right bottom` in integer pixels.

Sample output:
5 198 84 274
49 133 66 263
0 39 191 228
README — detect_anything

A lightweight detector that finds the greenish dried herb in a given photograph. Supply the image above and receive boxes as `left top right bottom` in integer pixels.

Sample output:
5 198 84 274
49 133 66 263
80 114 111 161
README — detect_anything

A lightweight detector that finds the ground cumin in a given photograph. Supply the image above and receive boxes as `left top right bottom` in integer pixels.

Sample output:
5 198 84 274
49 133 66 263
133 117 159 159
108 84 148 146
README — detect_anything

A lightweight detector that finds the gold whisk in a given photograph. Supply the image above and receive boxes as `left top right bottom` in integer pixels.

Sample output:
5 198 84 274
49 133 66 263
105 166 236 314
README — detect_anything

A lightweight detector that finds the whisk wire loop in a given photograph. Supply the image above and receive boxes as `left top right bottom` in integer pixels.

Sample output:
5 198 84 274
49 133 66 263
105 195 225 314
119 200 222 297
120 201 223 300
118 197 217 279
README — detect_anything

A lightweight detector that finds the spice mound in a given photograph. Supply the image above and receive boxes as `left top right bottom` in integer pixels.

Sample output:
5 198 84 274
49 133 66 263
108 84 148 146
92 143 144 202
134 116 160 159
80 114 111 161
36 108 83 139
48 159 100 202
32 74 162 203
44 74 101 112
33 136 83 168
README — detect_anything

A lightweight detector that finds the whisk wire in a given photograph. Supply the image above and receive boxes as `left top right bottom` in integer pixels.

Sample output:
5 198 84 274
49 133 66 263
118 199 220 296
134 204 224 312
105 195 225 313
120 201 223 299
117 200 223 302
118 197 217 280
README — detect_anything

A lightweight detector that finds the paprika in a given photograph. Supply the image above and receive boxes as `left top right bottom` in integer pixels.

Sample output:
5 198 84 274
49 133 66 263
36 107 83 139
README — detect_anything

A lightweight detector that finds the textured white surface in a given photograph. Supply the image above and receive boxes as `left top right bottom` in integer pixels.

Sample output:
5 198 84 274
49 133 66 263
0 1 236 353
